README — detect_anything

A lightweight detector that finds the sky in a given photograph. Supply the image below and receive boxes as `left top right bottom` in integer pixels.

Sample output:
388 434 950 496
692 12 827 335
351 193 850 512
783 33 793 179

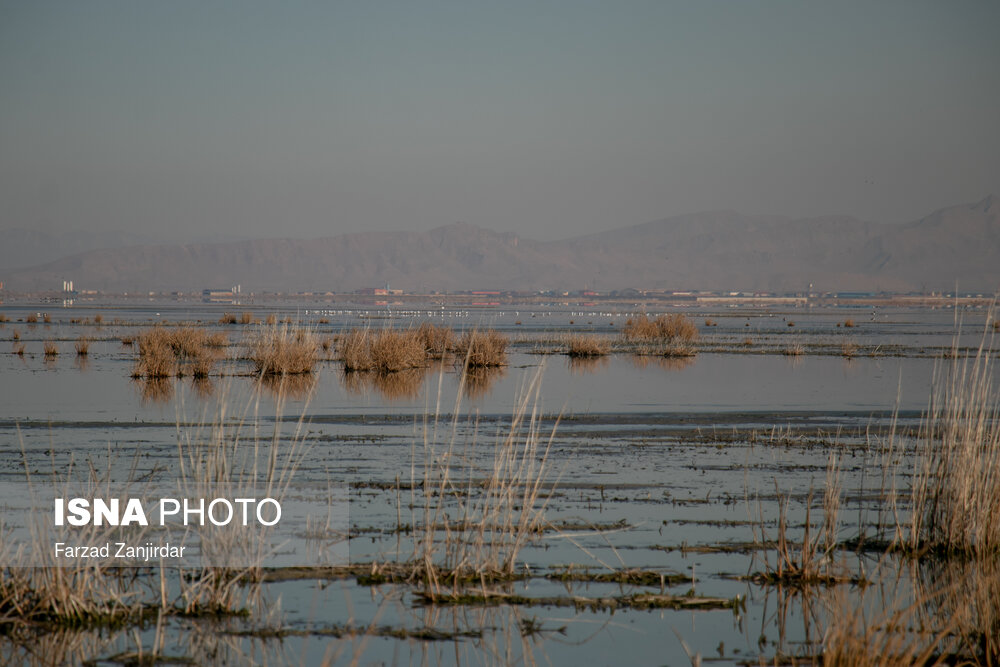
1 1 998 241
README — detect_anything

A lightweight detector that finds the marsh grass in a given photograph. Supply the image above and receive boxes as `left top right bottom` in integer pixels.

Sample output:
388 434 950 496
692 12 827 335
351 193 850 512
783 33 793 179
564 334 610 357
406 366 556 600
340 328 426 372
74 337 90 356
240 312 254 325
622 313 698 344
43 341 58 357
905 321 1000 556
416 323 454 359
750 457 853 586
1 385 312 635
454 330 508 367
132 327 219 379
248 324 318 376
205 332 228 348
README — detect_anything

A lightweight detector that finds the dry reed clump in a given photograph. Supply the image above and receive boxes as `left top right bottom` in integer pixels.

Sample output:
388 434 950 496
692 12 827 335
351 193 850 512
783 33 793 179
416 322 454 359
11 329 20 341
841 342 858 358
74 337 90 356
340 328 426 372
265 314 277 325
240 312 254 325
621 314 699 344
93 313 103 325
43 341 58 357
564 334 610 357
42 313 51 324
120 335 134 346
844 319 856 328
205 332 228 348
219 313 237 325
455 330 508 367
13 343 25 356
248 325 318 376
131 327 218 378
25 314 38 324
905 326 1000 556
784 344 804 356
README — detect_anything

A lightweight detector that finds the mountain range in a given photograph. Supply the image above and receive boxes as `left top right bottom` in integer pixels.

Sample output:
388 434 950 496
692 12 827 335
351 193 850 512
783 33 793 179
2 196 998 294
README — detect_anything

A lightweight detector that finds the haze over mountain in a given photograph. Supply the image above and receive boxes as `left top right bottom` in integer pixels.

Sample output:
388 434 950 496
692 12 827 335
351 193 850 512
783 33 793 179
3 197 998 295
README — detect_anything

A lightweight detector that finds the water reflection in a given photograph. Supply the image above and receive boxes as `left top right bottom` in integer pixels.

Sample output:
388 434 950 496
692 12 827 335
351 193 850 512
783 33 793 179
190 376 216 400
341 369 426 401
257 373 319 401
136 377 174 404
567 355 610 375
628 353 696 372
462 366 506 400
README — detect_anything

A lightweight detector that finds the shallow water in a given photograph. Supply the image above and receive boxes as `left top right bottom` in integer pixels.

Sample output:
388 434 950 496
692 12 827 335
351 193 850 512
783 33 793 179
0 301 995 665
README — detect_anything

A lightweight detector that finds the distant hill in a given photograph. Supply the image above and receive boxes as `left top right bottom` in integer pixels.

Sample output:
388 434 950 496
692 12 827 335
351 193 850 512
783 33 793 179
3 196 998 293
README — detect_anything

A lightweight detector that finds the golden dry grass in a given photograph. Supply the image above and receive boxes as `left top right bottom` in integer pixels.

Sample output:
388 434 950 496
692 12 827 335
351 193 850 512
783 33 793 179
844 319 856 328
219 313 237 325
205 332 228 348
416 322 454 359
25 314 37 324
906 329 1000 555
564 334 610 357
340 328 427 372
248 325 318 375
131 327 219 378
455 330 509 367
240 311 254 325
43 341 58 357
622 314 699 344
74 337 90 356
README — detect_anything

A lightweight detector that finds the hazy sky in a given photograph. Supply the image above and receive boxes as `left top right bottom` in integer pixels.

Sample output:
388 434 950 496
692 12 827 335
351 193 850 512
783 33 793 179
2 1 998 241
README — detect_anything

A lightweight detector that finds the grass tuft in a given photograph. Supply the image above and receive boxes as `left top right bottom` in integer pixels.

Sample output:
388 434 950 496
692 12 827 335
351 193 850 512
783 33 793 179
248 324 318 376
340 329 427 372
564 334 610 357
455 330 508 367
74 337 90 356
622 314 699 344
